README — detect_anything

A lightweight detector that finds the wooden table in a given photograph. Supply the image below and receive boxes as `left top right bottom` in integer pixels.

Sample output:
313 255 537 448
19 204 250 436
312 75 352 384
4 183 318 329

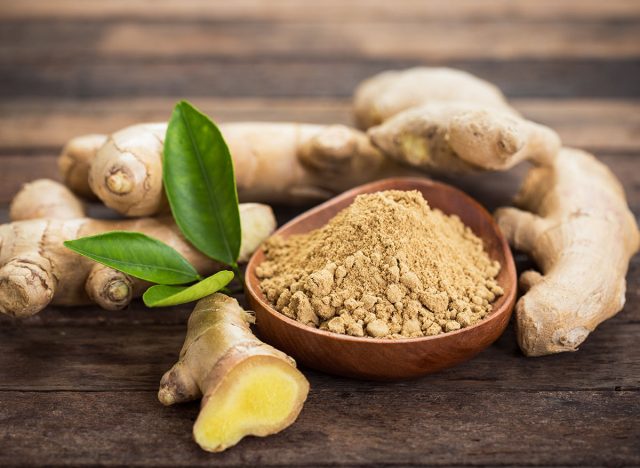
1 1 638 465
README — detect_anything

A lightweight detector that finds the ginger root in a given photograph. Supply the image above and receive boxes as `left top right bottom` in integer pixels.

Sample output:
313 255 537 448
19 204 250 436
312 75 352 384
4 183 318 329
368 103 560 173
495 148 640 356
10 179 85 221
87 123 168 216
355 67 561 173
62 122 411 217
159 293 309 452
353 66 513 129
59 68 557 215
0 180 276 317
58 133 107 200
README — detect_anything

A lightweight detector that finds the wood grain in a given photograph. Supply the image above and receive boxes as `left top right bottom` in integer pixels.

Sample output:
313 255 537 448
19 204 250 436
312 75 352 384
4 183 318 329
0 390 637 466
1 315 639 392
2 0 639 21
3 20 639 61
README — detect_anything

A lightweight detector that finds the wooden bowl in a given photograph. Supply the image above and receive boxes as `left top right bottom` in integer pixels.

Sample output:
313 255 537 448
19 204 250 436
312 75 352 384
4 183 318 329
246 178 517 380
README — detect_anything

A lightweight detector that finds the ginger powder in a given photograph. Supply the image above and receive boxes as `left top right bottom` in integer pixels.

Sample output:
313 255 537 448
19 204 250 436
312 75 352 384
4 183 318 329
257 190 503 339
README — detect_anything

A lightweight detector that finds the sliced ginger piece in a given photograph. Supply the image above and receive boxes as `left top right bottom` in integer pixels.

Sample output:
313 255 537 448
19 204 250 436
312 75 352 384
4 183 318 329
194 356 308 452
159 293 309 452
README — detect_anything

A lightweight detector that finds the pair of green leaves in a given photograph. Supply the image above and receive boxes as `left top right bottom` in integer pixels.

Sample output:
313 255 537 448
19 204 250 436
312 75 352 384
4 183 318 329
65 101 242 307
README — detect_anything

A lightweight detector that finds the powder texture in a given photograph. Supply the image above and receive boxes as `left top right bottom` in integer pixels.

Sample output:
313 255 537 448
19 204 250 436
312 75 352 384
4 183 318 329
257 190 503 339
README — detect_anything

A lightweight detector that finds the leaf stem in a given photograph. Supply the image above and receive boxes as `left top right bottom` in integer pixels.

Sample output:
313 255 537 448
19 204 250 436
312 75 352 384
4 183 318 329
231 263 245 291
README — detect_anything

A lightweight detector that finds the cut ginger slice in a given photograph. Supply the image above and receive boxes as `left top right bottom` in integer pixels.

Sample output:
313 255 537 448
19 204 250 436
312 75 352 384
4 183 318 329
159 294 310 453
194 356 309 452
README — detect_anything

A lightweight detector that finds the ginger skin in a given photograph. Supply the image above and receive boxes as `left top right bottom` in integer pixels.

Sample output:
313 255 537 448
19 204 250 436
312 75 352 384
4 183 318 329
63 122 412 217
10 179 85 221
87 123 168 217
354 67 560 173
368 103 560 173
353 67 514 129
0 180 276 317
159 293 309 452
495 149 640 356
58 134 107 200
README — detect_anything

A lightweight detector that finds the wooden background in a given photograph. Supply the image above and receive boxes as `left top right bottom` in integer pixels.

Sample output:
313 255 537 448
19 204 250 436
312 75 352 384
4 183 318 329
0 1 639 465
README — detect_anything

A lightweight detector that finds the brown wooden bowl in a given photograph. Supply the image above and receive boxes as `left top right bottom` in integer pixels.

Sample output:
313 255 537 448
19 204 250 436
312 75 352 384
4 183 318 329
246 178 517 380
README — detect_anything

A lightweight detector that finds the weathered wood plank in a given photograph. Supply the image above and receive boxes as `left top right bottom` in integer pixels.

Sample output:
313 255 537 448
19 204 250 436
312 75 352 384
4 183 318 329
0 389 637 466
0 98 351 152
0 98 638 153
0 312 638 392
3 20 638 61
0 155 59 204
435 153 640 214
1 59 638 99
2 0 638 21
0 0 637 466
516 99 640 153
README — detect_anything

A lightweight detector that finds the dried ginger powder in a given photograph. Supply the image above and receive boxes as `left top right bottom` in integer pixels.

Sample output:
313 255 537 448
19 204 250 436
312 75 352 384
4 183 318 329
257 190 503 339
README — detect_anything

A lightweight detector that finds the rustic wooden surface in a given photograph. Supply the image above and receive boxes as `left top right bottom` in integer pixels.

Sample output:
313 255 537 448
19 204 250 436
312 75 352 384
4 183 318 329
0 1 638 466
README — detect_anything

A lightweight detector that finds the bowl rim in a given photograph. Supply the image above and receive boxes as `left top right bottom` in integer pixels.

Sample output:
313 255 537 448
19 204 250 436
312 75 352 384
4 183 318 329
245 177 517 346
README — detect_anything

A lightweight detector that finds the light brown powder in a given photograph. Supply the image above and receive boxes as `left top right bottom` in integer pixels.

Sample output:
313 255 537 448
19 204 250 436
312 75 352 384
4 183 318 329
257 190 503 339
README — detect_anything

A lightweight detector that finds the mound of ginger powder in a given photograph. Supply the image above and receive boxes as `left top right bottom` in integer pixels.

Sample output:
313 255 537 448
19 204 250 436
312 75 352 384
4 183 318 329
257 190 503 339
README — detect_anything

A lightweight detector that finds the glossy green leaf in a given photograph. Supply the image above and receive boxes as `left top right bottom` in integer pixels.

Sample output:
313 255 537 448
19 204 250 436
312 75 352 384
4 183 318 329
163 100 241 266
142 270 234 307
64 231 200 285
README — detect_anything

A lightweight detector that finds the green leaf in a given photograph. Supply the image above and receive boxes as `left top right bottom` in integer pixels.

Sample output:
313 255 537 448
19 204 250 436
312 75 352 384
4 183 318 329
64 231 200 285
163 100 241 266
143 270 234 307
